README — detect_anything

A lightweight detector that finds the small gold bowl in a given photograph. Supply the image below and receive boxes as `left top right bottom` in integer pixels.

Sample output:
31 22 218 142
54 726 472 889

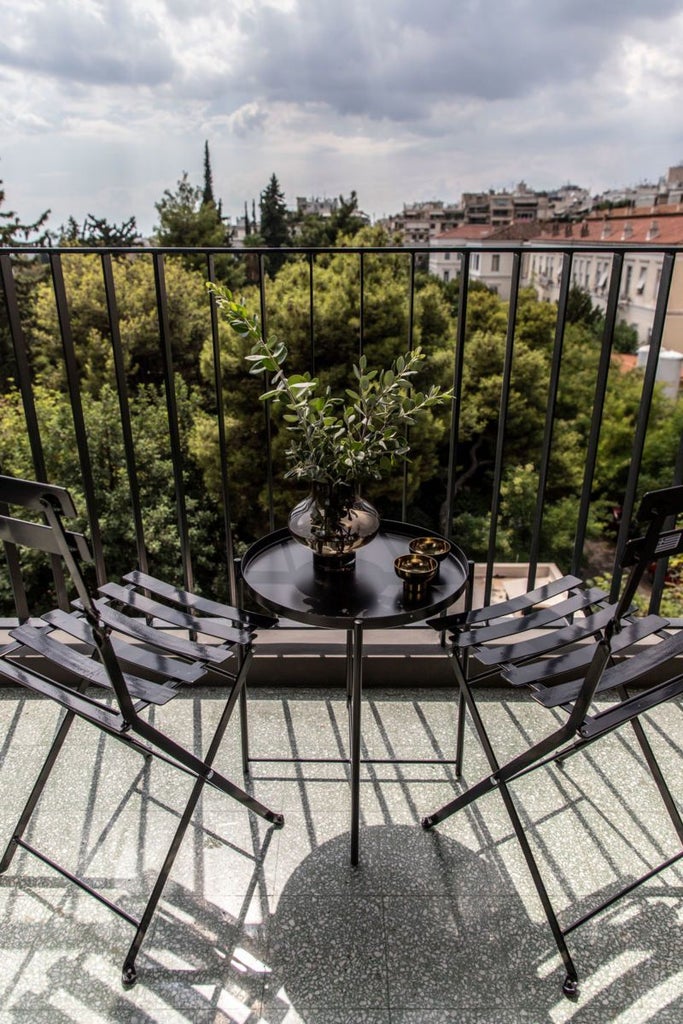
394 553 438 602
409 536 452 563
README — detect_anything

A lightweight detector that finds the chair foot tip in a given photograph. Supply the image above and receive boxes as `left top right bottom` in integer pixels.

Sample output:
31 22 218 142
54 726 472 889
121 964 137 988
562 975 579 999
421 816 435 830
270 812 285 828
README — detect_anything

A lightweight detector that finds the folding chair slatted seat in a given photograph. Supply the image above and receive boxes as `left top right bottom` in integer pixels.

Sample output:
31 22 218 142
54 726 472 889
423 485 683 997
42 607 207 684
428 577 625 777
0 474 282 987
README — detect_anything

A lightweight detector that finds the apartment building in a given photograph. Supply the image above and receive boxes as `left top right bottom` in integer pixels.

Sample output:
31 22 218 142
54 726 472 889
428 224 539 298
521 206 683 351
381 201 463 244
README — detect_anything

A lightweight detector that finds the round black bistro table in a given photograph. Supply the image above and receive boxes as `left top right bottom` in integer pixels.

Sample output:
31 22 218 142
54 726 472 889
241 520 469 864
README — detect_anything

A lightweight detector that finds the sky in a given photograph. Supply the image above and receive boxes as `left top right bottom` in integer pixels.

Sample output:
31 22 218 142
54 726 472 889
1 0 683 238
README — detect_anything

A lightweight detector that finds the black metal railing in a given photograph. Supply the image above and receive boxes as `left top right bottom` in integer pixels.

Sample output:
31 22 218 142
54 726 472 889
1 241 682 618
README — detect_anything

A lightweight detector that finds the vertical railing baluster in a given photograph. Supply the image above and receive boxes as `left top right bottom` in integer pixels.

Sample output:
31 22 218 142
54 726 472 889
50 253 107 586
484 250 521 605
402 251 417 520
444 250 470 540
359 251 365 357
0 256 48 482
308 252 315 374
152 252 194 591
0 254 68 613
207 255 237 603
258 256 275 532
570 251 623 577
527 250 573 589
101 253 149 575
611 250 676 602
649 429 683 614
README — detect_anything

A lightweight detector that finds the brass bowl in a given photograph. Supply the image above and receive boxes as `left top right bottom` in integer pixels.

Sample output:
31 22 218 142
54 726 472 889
409 536 452 563
394 553 438 601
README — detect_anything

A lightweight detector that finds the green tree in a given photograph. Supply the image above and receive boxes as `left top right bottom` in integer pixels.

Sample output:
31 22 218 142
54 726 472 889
196 227 456 531
291 191 368 248
0 378 235 612
0 176 51 390
29 254 212 393
259 173 290 274
202 140 215 208
55 214 142 247
154 171 244 285
80 214 142 246
154 172 227 249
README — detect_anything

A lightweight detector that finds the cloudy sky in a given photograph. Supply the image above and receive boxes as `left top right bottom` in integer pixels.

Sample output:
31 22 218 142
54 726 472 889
1 0 683 236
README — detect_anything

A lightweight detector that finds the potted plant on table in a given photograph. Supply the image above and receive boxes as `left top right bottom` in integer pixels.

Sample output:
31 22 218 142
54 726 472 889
209 284 453 571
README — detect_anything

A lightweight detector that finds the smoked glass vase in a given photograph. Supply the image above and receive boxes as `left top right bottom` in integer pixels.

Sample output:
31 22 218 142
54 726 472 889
288 482 380 572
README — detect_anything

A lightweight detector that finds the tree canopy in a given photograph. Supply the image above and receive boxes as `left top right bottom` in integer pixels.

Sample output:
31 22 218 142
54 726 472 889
1 171 680 612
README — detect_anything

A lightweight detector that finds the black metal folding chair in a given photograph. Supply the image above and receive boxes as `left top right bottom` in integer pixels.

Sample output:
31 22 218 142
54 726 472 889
0 474 282 986
424 485 683 997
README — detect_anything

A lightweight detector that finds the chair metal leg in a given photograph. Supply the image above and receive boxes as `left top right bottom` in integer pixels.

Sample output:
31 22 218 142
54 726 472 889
122 672 283 984
454 686 466 778
620 687 683 845
422 654 580 996
349 619 363 866
239 683 250 774
0 708 76 873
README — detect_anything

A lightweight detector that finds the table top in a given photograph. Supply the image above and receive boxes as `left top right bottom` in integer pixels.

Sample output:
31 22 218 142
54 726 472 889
241 520 469 630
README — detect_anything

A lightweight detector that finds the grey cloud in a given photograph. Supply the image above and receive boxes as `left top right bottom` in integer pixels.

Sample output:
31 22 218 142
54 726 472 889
0 0 176 87
224 0 683 121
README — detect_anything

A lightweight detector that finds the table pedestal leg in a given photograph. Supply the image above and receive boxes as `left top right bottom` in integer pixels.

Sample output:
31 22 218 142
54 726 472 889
349 619 363 865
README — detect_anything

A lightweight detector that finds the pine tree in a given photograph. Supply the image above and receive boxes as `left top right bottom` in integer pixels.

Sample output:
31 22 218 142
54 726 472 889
259 174 290 274
202 141 215 208
244 201 251 237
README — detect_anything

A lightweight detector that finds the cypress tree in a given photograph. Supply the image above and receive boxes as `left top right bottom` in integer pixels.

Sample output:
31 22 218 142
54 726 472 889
202 141 215 207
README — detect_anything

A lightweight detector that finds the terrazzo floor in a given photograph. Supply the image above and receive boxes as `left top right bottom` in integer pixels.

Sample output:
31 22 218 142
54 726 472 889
0 684 681 1023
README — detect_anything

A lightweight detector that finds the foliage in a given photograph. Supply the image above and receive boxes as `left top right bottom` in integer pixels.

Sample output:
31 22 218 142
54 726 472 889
657 555 683 618
208 284 452 486
202 140 215 208
565 284 637 354
0 177 52 389
55 214 142 247
28 254 212 393
153 171 242 286
0 378 232 611
259 174 290 274
291 191 368 247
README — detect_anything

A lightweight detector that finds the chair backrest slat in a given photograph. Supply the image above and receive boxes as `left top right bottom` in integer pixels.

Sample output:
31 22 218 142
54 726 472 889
0 475 77 517
0 514 92 561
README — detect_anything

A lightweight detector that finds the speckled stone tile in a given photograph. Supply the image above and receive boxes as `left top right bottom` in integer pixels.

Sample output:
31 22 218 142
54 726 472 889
260 1006 391 1023
263 892 387 1012
383 894 541 1012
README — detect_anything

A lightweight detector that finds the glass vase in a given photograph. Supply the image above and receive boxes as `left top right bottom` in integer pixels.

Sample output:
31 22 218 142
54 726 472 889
288 482 380 572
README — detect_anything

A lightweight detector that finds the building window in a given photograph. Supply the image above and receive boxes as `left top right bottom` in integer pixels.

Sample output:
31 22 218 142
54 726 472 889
444 252 450 260
636 265 647 294
491 254 500 272
471 254 480 271
443 270 450 283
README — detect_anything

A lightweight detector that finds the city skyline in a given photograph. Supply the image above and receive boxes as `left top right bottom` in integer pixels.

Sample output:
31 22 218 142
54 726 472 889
1 0 683 236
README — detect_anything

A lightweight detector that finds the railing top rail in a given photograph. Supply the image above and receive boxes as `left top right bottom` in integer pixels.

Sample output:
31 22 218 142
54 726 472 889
1 242 683 257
